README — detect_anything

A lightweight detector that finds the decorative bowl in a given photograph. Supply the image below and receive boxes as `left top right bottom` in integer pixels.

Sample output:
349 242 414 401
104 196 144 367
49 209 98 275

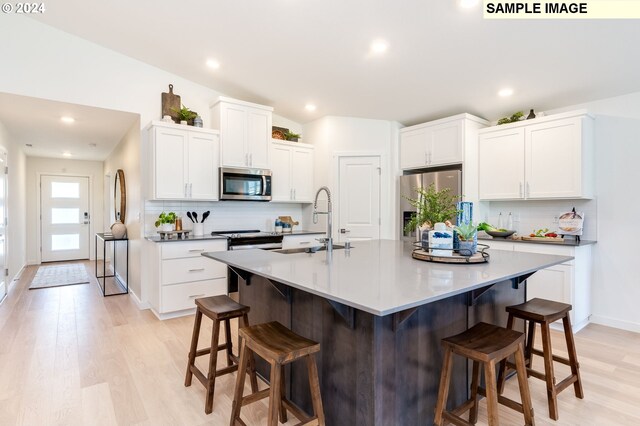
485 229 516 238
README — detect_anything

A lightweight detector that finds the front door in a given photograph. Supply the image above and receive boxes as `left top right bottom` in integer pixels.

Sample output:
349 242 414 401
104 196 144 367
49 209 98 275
41 175 90 262
337 155 381 242
0 150 6 300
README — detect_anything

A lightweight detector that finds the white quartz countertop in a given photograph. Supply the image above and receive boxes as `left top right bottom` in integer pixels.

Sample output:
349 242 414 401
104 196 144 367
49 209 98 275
203 240 573 316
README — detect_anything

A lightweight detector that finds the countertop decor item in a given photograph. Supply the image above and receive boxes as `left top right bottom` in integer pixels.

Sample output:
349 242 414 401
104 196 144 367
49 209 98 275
412 244 489 264
455 222 478 255
157 229 191 240
403 183 460 234
527 109 536 119
278 216 299 232
110 222 127 239
161 84 181 123
284 130 301 142
155 211 177 231
193 115 203 128
172 104 198 126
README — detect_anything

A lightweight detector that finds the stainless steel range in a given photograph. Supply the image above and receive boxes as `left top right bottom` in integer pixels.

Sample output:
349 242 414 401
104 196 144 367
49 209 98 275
212 229 283 250
212 229 283 292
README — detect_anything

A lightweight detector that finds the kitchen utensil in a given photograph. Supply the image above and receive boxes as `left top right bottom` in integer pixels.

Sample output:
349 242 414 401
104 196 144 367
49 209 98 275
485 229 516 238
201 211 210 222
193 212 198 223
187 212 194 223
161 84 180 123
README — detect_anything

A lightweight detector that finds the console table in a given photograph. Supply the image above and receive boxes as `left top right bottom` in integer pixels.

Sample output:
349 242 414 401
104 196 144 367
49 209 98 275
95 233 129 296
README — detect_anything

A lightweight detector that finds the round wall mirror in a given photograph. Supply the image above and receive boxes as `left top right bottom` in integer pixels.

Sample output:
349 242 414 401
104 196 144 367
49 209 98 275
114 169 126 223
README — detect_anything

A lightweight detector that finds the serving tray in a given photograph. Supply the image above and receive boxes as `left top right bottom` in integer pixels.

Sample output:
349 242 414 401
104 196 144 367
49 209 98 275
412 245 490 264
520 236 564 243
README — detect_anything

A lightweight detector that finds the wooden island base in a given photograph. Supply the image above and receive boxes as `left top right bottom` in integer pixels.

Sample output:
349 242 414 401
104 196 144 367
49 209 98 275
236 272 525 426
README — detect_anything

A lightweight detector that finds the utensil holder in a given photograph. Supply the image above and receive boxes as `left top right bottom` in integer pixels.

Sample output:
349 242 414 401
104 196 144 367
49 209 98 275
192 223 204 236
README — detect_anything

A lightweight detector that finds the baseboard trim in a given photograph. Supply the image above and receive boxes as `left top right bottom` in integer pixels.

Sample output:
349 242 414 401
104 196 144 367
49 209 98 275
129 289 150 310
150 306 196 321
591 314 640 333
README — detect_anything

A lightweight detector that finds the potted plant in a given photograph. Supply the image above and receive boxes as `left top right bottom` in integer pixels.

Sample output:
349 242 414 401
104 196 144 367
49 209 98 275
455 222 477 255
172 105 198 125
284 131 301 142
155 212 177 231
403 183 460 239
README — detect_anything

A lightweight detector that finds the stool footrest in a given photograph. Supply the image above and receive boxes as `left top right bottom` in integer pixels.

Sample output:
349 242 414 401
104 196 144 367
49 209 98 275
531 348 572 366
478 386 526 414
241 388 270 406
442 411 474 426
283 399 314 425
556 374 578 394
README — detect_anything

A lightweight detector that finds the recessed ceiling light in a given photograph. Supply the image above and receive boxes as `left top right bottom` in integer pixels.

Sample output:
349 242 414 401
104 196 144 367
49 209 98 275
63 152 72 157
370 39 389 55
459 0 480 8
206 59 221 69
305 104 317 112
61 116 75 123
498 88 514 97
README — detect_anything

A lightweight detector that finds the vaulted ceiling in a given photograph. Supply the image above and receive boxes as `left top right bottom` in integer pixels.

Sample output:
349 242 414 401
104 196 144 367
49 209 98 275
30 0 640 125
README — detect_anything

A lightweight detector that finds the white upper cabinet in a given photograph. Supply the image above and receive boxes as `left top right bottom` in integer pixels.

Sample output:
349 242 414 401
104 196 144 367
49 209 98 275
478 110 594 201
270 140 314 203
400 114 486 171
211 97 273 169
147 121 220 201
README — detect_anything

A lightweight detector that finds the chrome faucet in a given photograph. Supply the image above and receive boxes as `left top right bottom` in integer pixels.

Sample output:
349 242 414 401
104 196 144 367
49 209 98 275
313 186 333 252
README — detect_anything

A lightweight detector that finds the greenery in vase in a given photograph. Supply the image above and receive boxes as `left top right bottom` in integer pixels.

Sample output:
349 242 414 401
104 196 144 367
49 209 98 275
403 183 461 234
155 212 177 227
455 222 477 241
172 105 197 122
284 131 301 141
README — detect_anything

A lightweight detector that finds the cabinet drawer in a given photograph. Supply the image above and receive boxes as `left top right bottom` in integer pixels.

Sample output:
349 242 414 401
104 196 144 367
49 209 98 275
282 234 323 249
161 240 227 259
513 243 574 263
161 278 228 313
161 257 227 285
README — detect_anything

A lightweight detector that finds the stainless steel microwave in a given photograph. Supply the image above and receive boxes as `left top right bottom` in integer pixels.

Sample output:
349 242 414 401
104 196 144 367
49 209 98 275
219 167 272 201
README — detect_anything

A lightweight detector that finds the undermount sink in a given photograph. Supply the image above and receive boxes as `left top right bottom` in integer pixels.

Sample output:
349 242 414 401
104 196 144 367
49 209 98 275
274 244 347 255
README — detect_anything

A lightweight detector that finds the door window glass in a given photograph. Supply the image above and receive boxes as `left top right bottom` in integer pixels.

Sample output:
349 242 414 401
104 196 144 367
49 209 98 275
51 182 80 198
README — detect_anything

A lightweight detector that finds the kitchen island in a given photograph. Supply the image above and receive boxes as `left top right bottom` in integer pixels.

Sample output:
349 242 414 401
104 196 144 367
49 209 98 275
203 240 573 425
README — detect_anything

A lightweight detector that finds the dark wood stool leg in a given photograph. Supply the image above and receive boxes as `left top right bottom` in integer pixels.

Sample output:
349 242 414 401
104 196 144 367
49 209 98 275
204 318 221 414
278 365 288 423
230 338 249 426
562 315 584 399
241 313 259 393
224 318 233 366
307 354 325 425
484 360 500 426
540 321 559 420
525 320 536 370
497 313 515 393
434 348 453 426
185 308 203 387
469 360 481 424
514 343 535 426
268 361 282 426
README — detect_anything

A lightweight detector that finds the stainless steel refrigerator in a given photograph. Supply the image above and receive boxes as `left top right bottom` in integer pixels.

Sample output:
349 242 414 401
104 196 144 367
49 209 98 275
399 170 462 241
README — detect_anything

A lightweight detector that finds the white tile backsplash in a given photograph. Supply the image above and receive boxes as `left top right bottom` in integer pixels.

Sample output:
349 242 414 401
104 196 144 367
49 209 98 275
486 199 597 240
144 200 304 236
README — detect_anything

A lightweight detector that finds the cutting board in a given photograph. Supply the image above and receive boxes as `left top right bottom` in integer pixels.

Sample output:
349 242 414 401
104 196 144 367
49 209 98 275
161 84 181 123
521 236 565 243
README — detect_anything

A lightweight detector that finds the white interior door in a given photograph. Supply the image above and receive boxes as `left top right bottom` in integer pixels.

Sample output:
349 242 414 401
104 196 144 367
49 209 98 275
0 150 7 300
41 175 90 262
338 155 381 242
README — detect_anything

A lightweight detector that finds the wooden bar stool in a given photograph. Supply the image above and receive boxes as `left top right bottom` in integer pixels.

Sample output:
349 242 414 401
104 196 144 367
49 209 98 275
497 298 584 420
230 321 325 426
184 295 258 414
434 322 534 426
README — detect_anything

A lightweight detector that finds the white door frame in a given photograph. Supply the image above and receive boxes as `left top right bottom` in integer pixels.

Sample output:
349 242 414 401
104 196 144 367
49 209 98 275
332 151 384 240
0 147 7 303
36 172 94 264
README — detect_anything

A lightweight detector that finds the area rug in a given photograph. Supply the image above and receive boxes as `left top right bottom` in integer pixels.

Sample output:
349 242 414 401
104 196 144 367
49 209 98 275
29 263 91 290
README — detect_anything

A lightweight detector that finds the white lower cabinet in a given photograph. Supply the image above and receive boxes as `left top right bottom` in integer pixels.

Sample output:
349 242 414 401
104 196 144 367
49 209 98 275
148 239 228 319
282 233 324 249
485 240 592 332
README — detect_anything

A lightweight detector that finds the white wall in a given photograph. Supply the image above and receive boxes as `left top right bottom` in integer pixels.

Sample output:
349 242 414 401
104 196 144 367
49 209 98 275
26 157 104 264
302 116 401 240
104 119 141 296
0 121 27 286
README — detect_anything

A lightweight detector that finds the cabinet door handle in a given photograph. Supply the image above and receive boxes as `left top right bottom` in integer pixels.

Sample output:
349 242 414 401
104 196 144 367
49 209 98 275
250 153 253 166
290 188 293 200
245 153 248 166
188 268 205 272
189 294 206 298
189 183 193 198
299 241 311 244
185 183 188 197
293 189 296 200
188 249 204 252
519 182 523 198
526 182 530 198
424 152 428 164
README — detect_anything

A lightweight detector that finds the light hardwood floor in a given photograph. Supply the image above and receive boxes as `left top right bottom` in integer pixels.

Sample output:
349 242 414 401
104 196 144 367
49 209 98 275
1 262 639 425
